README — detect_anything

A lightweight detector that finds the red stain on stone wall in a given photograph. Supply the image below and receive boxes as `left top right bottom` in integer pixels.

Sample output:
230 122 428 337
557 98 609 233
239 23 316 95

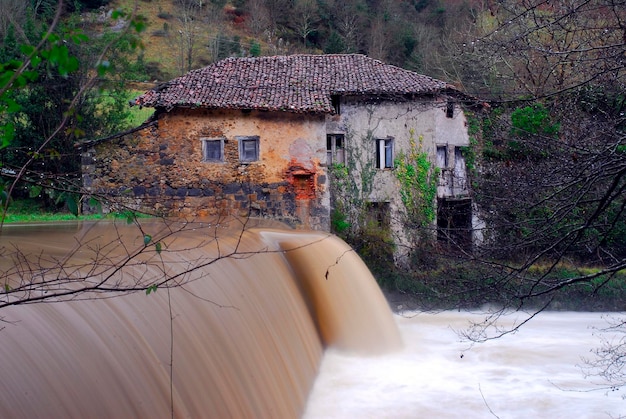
286 160 317 200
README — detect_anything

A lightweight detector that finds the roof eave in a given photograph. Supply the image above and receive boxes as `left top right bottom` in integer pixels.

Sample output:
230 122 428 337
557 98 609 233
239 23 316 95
148 103 334 115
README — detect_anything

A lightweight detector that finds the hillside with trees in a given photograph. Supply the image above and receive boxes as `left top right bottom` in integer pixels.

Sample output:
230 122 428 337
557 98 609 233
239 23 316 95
104 0 480 82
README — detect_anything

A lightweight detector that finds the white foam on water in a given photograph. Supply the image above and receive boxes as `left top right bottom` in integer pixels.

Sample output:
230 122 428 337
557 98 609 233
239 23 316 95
304 311 626 419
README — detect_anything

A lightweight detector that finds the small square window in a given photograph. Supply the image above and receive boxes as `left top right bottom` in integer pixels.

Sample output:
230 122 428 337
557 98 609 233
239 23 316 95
237 136 260 162
375 138 394 169
201 138 225 162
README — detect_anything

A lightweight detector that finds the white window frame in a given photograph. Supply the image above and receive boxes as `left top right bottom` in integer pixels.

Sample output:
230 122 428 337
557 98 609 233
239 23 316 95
237 136 260 163
201 137 225 162
375 137 394 169
327 134 346 165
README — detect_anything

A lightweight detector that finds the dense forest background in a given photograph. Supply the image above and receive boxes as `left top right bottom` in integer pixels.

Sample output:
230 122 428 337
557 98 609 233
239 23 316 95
0 0 625 314
114 0 481 83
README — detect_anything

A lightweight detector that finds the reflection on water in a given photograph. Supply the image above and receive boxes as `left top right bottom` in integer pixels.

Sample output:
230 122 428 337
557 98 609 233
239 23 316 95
304 310 626 419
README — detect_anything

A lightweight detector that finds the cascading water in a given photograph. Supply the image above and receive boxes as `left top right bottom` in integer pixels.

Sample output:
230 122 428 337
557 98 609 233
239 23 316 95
0 219 401 418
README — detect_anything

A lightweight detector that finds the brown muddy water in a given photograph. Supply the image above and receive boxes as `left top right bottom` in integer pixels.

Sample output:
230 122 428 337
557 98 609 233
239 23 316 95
0 218 400 418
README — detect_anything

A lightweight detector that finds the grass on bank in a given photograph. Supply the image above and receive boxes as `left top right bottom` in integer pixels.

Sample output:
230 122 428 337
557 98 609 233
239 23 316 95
352 231 626 312
373 256 626 312
0 199 147 224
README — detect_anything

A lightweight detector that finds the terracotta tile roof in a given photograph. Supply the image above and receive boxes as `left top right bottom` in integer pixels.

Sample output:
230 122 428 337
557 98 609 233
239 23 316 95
133 54 452 114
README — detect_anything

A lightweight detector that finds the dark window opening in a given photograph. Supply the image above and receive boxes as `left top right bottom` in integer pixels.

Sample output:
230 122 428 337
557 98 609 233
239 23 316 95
376 138 394 169
366 201 390 229
331 95 341 114
437 198 472 251
446 101 455 118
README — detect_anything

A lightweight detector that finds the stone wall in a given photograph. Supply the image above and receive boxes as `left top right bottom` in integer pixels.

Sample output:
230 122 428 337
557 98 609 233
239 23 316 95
83 108 330 230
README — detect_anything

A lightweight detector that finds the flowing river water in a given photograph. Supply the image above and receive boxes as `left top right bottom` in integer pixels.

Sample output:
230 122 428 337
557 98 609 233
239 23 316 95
0 219 624 418
305 310 626 418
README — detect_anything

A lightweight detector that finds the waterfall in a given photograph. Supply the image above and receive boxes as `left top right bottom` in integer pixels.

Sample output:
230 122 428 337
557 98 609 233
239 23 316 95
0 219 400 418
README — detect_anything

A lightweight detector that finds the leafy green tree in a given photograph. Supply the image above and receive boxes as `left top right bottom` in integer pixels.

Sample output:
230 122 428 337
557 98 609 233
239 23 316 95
323 30 347 54
0 0 146 213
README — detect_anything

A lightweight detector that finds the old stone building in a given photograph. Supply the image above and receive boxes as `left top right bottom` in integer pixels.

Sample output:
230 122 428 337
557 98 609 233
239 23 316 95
81 54 476 242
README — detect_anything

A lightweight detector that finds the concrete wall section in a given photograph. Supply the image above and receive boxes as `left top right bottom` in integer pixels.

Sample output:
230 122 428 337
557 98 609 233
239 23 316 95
327 96 469 203
324 96 472 256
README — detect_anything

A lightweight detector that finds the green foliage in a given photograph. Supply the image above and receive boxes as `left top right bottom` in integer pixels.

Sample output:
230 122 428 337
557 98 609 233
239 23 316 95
65 194 79 216
370 250 626 311
352 222 396 286
88 196 102 213
394 130 438 228
324 31 347 54
0 4 146 212
1 197 94 222
511 103 560 137
122 210 138 224
479 104 562 162
25 183 79 216
249 41 261 57
330 208 350 235
327 128 378 238
328 162 354 237
0 198 153 223
496 103 561 160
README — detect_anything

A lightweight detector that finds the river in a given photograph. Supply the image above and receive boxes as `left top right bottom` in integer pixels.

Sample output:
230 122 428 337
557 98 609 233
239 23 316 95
305 310 626 418
0 220 624 418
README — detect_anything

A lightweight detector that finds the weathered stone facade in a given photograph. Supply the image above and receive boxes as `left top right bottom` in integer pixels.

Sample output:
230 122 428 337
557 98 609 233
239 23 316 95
83 108 330 229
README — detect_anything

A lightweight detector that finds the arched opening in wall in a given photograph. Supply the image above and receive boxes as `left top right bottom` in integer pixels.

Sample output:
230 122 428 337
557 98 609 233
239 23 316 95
437 198 472 252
